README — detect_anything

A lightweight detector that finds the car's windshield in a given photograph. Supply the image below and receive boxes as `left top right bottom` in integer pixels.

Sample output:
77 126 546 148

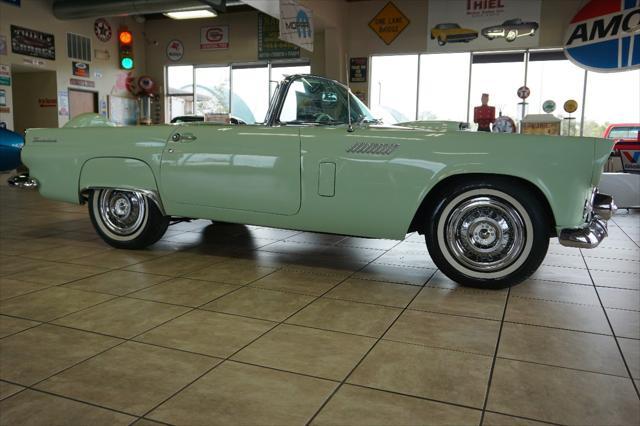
279 76 377 125
504 19 522 25
608 126 640 139
438 23 460 29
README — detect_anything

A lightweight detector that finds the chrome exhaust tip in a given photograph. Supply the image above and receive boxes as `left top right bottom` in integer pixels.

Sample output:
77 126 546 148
8 173 39 189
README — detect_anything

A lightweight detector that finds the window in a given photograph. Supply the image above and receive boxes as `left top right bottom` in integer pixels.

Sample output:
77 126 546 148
418 53 470 122
195 66 230 115
370 55 419 124
231 65 269 124
279 76 374 125
167 65 194 121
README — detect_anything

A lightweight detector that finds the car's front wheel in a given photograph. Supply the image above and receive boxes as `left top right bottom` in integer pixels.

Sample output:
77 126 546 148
89 188 169 249
506 30 517 41
425 180 549 289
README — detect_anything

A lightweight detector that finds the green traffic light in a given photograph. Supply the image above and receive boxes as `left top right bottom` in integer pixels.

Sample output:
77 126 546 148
121 57 134 70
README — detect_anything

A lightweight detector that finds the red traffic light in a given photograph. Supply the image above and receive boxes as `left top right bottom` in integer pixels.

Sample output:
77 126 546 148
119 31 133 45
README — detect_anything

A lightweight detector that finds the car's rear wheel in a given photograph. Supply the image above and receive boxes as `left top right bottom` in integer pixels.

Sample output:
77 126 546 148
425 179 549 289
89 188 169 249
506 30 517 41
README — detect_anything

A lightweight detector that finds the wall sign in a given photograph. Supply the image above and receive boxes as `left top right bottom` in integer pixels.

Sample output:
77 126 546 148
0 65 10 86
279 0 314 52
369 2 410 45
427 0 541 52
58 90 69 117
258 13 299 60
38 98 57 108
517 85 530 99
94 18 112 42
564 0 640 72
564 99 578 113
0 35 7 56
166 39 184 62
200 26 229 50
11 25 55 60
349 57 368 83
72 61 90 78
0 89 6 106
70 78 95 88
542 99 556 113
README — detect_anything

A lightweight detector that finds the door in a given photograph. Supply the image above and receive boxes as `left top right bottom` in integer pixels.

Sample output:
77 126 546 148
69 89 98 119
160 124 301 215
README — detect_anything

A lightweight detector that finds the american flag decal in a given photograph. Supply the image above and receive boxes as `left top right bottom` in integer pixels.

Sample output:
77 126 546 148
346 142 400 155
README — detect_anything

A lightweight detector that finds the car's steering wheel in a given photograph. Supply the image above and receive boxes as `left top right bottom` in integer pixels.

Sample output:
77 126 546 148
313 112 334 123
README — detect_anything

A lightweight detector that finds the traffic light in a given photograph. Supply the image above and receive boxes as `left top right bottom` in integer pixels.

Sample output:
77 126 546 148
118 28 134 70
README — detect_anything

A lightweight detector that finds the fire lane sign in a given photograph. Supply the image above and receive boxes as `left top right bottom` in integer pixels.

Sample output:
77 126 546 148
369 2 410 45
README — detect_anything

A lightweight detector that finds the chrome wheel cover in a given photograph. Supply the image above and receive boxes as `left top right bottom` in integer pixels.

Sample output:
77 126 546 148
445 196 526 273
98 189 146 236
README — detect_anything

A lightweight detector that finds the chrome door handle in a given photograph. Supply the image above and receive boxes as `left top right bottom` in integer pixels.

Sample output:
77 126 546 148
171 133 197 142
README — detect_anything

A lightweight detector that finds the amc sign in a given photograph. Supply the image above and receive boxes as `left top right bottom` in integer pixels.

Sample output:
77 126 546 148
200 25 229 50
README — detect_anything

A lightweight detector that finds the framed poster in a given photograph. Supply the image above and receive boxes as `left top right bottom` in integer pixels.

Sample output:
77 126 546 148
11 25 55 60
258 13 299 60
72 61 90 78
350 57 368 83
427 0 540 52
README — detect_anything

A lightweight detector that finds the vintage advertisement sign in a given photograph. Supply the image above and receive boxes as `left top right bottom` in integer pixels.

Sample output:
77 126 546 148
369 2 410 45
11 25 55 60
564 0 640 72
0 65 10 86
200 26 229 50
94 18 112 42
70 78 95 88
279 0 314 52
350 57 368 83
72 61 90 78
427 0 541 52
166 39 184 62
258 13 299 60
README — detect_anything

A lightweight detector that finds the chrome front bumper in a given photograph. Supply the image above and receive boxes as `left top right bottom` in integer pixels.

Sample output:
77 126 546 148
8 173 39 189
559 192 617 249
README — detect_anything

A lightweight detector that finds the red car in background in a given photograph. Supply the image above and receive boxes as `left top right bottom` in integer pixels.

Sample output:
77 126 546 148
603 123 639 173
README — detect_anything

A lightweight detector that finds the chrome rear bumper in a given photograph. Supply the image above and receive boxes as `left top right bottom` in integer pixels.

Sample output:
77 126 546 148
559 192 616 249
8 173 39 189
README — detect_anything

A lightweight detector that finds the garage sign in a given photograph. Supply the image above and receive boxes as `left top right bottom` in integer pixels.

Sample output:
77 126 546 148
200 26 229 50
564 0 640 72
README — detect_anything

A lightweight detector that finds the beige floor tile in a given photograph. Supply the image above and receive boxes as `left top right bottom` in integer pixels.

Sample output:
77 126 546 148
0 390 136 425
186 260 277 284
0 277 54 300
250 269 343 296
482 412 549 426
136 309 274 357
233 324 375 380
506 297 611 334
129 277 239 307
201 286 314 321
409 287 507 320
607 308 640 339
0 256 52 276
287 298 401 338
0 287 114 322
598 287 640 311
592 270 639 290
131 418 165 426
25 244 110 262
385 310 500 356
0 315 40 338
348 340 492 408
354 264 435 286
148 361 336 425
311 384 481 426
337 237 398 250
587 257 640 274
511 279 599 306
0 381 24 401
36 341 218 416
529 265 593 285
53 297 190 338
0 324 121 385
487 358 640 425
541 253 587 269
69 249 159 269
325 278 420 308
618 338 640 379
64 270 171 296
126 252 226 276
498 322 627 376
5 263 108 286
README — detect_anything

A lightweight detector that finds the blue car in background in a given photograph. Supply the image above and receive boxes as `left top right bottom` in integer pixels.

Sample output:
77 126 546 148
0 128 24 172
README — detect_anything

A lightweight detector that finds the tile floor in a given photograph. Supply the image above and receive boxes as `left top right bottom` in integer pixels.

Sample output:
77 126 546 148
0 181 639 425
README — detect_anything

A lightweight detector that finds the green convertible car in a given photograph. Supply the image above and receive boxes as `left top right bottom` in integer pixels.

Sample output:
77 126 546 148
9 74 616 289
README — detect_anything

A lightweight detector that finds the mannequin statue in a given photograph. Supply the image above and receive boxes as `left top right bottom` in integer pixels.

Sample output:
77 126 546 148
473 93 496 132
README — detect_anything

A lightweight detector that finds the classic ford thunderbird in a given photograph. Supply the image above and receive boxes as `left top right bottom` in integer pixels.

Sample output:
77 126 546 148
9 75 615 289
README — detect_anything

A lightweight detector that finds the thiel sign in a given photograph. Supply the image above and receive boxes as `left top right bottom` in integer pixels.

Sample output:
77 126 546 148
564 0 640 72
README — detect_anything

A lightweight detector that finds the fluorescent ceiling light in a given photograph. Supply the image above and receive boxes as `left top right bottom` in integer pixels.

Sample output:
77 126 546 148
164 9 217 19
